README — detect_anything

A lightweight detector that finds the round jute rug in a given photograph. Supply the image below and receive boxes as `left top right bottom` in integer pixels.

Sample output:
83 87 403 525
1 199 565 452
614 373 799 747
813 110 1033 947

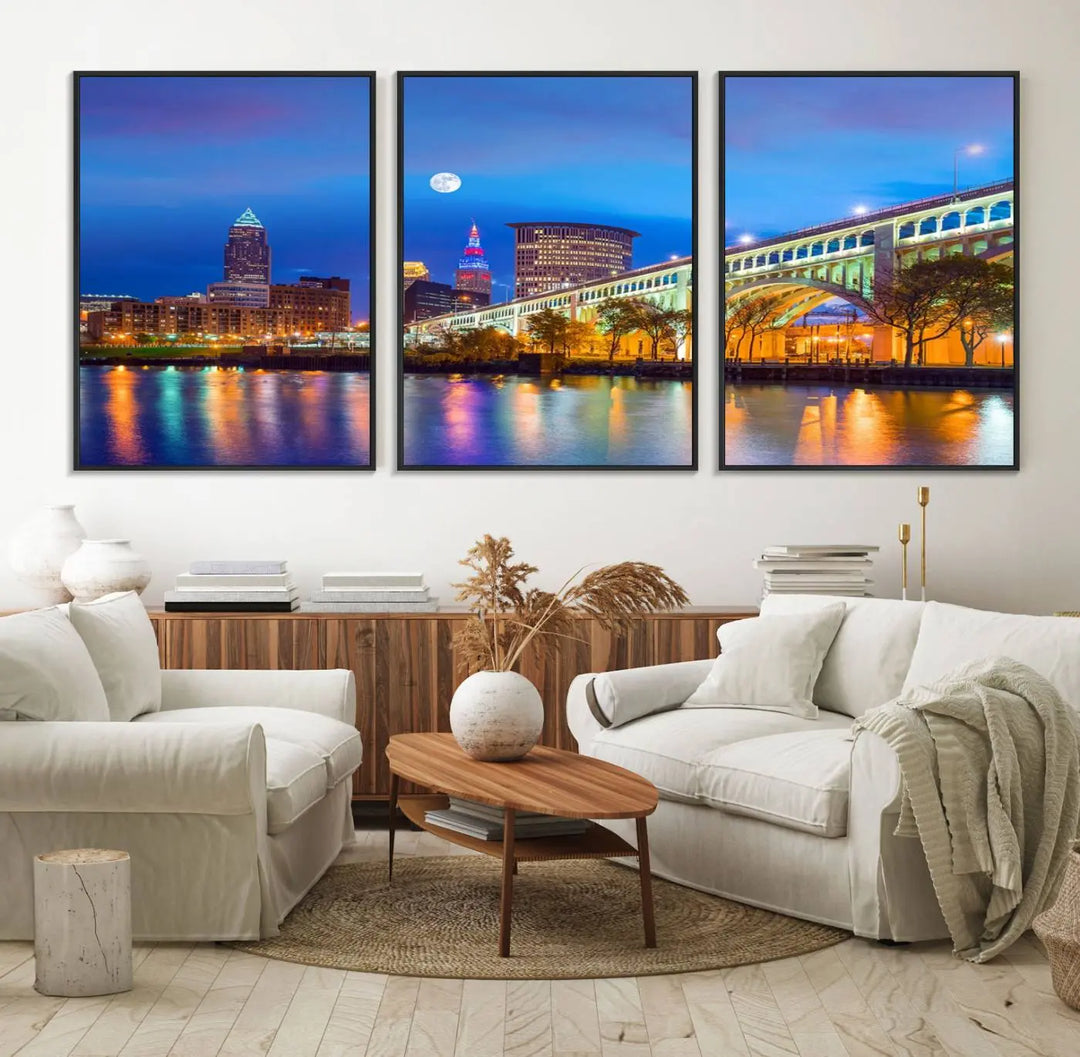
229 856 848 979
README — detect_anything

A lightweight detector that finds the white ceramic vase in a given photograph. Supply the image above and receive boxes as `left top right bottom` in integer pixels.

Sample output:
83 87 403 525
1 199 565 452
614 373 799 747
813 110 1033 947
449 670 544 762
61 540 151 603
7 505 87 605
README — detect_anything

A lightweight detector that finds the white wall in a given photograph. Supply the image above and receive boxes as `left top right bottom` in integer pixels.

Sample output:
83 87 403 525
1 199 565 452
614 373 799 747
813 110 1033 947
1 0 1077 614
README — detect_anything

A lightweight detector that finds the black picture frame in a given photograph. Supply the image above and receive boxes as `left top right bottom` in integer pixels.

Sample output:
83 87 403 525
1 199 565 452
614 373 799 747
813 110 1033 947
74 70 377 471
397 70 698 471
720 70 1020 472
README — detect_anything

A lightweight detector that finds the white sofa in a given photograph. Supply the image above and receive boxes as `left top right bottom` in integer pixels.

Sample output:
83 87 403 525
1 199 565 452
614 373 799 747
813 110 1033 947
567 596 1080 941
0 595 361 942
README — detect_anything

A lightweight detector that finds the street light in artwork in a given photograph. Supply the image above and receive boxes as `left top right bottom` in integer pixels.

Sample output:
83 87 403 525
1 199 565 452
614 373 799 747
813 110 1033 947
996 332 1010 368
953 144 985 200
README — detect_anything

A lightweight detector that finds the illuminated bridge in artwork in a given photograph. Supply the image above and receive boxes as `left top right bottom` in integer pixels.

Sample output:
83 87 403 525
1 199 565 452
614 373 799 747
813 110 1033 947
725 180 1014 362
404 256 693 356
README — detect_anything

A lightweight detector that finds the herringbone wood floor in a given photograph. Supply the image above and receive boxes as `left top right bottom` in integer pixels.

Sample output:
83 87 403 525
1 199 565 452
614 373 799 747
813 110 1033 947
2 828 1078 1056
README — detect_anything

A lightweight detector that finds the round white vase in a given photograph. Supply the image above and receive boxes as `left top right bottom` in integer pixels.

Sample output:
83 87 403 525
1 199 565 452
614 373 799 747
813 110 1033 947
449 670 544 762
7 505 87 605
61 540 152 603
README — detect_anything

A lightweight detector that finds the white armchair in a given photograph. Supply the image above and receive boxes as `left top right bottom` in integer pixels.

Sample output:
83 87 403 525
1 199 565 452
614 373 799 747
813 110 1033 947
0 599 361 942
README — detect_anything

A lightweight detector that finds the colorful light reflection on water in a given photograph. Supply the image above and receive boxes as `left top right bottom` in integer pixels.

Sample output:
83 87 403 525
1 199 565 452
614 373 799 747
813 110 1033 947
402 373 693 467
724 384 1014 466
79 366 371 467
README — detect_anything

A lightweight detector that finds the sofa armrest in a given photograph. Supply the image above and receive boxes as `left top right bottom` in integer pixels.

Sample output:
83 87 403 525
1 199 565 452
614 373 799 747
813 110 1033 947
567 659 714 749
0 721 266 816
160 668 357 725
847 728 944 940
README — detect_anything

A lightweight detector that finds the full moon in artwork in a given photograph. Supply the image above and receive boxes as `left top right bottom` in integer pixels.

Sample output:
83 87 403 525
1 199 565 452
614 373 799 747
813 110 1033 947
429 172 462 193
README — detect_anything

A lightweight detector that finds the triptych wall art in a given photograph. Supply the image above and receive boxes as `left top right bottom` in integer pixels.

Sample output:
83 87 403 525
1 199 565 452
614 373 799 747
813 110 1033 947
73 70 1018 473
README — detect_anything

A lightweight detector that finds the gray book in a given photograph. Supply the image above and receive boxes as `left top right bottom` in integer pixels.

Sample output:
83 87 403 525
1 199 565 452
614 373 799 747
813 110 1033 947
176 573 293 589
311 588 431 603
299 599 439 613
165 588 299 603
190 560 288 575
321 572 425 589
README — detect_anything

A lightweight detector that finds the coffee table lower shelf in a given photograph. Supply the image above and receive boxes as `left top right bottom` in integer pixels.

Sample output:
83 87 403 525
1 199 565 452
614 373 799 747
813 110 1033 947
390 793 657 957
398 795 638 861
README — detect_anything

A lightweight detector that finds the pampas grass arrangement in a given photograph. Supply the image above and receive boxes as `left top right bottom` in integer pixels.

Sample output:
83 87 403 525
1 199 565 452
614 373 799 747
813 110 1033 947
453 534 688 673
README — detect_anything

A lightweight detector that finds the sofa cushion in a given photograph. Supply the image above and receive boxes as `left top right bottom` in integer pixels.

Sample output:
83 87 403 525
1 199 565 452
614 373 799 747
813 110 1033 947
0 608 109 721
265 738 327 834
68 591 162 721
685 606 845 719
588 706 852 803
136 705 361 788
697 728 853 837
760 594 925 717
902 602 1080 710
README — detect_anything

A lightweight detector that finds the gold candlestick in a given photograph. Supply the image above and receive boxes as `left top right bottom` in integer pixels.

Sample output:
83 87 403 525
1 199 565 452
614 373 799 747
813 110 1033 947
917 486 930 601
898 522 911 601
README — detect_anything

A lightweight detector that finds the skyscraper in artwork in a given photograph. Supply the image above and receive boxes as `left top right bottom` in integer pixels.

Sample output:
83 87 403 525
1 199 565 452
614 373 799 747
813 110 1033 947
454 221 492 300
224 208 271 284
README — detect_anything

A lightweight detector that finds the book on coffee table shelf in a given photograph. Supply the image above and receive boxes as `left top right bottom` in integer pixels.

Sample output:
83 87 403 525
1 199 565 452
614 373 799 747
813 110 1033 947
424 797 590 841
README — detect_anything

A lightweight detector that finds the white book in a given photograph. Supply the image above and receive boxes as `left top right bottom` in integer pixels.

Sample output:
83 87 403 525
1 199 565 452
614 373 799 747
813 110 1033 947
176 573 294 590
165 588 299 603
753 559 872 571
321 572 425 589
311 588 431 603
762 545 879 557
190 560 288 575
300 599 439 613
762 568 869 579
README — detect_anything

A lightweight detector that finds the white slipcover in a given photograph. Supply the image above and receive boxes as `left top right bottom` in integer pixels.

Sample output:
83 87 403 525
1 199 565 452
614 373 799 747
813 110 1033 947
0 653 360 941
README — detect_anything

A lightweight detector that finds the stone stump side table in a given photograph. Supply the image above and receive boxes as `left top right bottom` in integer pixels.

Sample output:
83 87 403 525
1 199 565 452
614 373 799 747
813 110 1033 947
33 849 133 997
1034 849 1080 1010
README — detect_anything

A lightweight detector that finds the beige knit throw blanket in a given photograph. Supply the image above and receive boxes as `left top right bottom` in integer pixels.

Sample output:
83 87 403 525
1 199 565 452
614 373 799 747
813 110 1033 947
855 657 1080 962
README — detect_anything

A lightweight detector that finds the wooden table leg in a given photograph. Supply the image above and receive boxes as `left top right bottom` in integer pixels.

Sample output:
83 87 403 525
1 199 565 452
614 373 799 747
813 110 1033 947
387 772 399 884
499 807 515 957
636 816 657 949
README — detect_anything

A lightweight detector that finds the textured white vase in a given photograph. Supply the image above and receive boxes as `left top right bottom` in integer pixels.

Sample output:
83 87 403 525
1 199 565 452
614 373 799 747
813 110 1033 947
450 670 545 762
7 505 87 605
61 540 151 602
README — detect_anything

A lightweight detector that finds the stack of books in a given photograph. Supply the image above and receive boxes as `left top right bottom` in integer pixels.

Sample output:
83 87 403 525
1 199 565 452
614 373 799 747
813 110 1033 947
424 797 589 841
164 560 298 612
753 545 878 598
301 572 437 613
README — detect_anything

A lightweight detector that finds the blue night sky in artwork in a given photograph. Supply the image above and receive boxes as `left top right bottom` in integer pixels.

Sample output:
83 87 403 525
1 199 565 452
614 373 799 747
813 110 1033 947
401 75 694 298
79 75 371 320
724 75 1014 246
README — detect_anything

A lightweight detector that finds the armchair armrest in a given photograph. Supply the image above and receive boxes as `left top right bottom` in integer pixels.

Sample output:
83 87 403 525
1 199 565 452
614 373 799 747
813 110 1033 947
567 659 714 750
0 721 266 816
160 668 356 725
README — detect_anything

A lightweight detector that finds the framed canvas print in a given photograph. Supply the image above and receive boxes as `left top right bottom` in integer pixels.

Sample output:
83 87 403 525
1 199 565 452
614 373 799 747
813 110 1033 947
721 72 1018 470
75 71 375 470
397 71 697 470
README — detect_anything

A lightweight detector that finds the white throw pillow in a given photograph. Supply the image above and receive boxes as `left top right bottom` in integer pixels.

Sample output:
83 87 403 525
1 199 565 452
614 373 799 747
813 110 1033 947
68 592 162 722
684 605 846 719
0 608 109 721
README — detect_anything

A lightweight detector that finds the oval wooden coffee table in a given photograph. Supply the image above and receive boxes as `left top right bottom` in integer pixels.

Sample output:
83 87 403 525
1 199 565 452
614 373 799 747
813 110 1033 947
386 732 659 958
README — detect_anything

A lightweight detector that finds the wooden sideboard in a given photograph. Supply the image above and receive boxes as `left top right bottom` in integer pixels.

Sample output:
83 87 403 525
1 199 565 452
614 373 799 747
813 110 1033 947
148 607 756 800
